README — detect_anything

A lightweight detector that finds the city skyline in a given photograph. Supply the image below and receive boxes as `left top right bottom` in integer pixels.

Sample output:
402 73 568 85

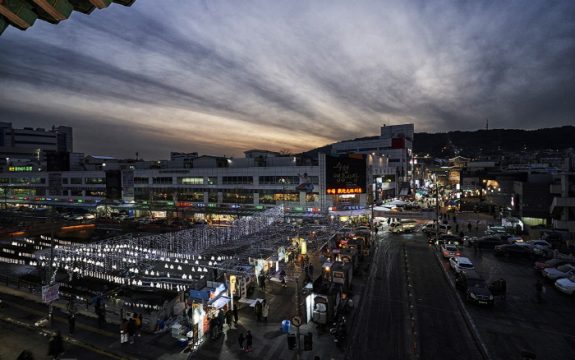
1 0 575 159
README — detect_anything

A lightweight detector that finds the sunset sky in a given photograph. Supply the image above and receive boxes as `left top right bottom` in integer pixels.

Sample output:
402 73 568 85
1 0 574 159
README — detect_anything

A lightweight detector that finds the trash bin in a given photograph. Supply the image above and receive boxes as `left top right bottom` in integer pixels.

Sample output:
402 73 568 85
281 320 291 333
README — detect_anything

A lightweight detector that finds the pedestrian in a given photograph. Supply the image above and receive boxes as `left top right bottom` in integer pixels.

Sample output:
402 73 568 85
68 313 75 334
225 308 233 328
374 226 379 235
255 300 262 322
135 313 142 337
233 304 239 325
262 300 269 322
238 332 245 351
455 223 459 233
475 220 479 231
453 215 457 223
217 309 225 333
245 330 253 352
467 222 472 233
127 315 136 344
48 331 64 360
120 318 129 344
97 303 106 328
535 280 544 304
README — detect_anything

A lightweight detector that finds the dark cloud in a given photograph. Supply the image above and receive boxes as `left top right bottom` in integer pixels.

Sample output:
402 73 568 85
1 0 574 158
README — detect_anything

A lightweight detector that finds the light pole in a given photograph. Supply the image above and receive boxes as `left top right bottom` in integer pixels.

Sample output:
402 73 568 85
434 174 440 241
279 178 287 223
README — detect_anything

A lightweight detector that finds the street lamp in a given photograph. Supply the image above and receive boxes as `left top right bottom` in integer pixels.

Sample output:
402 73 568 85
279 178 287 222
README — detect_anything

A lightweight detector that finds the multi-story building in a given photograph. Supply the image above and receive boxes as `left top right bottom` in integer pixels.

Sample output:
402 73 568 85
331 124 414 198
550 154 575 236
0 122 73 170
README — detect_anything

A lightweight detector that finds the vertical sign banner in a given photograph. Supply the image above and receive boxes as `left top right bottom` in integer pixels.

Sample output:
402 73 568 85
324 155 367 195
47 172 62 196
121 170 135 202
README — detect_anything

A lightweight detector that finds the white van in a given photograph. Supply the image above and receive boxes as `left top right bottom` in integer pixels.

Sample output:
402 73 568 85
390 219 418 233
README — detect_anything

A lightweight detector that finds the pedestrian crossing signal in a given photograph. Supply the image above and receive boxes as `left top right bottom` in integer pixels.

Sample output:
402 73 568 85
304 332 313 351
287 333 296 350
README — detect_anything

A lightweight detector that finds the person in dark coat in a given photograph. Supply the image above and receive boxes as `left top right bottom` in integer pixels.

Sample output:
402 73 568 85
238 332 245 350
233 304 239 325
127 316 136 344
225 308 234 329
245 330 253 352
48 331 64 359
68 313 75 334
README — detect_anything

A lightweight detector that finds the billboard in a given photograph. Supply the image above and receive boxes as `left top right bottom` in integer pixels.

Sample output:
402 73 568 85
325 155 367 195
105 170 122 200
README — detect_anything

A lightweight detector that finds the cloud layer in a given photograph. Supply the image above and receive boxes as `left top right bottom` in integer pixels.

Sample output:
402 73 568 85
1 0 574 158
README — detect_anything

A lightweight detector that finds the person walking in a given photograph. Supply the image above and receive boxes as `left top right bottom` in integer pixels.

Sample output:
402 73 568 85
127 315 136 344
262 300 269 322
467 222 472 233
135 313 142 337
238 332 245 351
225 308 234 329
245 330 253 352
48 331 64 359
120 318 129 344
233 304 239 325
68 313 75 334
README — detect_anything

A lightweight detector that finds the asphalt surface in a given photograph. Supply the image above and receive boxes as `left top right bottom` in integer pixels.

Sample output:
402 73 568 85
346 232 409 359
404 232 483 360
347 228 485 360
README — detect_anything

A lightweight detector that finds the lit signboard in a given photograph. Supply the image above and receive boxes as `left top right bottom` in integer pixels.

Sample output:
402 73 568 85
324 155 367 195
9 166 33 172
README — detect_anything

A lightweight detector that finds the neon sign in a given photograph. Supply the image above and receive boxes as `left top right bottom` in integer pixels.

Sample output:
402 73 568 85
326 187 363 195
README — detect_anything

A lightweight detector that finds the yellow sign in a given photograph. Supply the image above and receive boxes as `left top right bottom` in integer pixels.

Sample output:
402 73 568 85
229 275 236 294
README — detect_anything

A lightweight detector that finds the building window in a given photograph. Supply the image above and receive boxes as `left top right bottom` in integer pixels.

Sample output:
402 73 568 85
86 190 106 197
207 177 218 185
62 178 69 184
305 193 319 202
177 190 204 202
134 177 149 184
208 190 218 202
258 176 299 185
85 178 105 184
222 176 253 185
71 178 82 185
70 189 83 196
177 177 204 185
152 177 173 185
222 190 254 203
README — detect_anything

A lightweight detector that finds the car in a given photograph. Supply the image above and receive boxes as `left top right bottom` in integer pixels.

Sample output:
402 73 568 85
554 275 575 295
534 258 575 272
455 270 494 305
422 223 451 235
467 236 507 249
441 244 460 258
449 256 475 274
390 220 418 233
525 240 552 256
542 264 575 281
83 213 96 220
494 243 534 258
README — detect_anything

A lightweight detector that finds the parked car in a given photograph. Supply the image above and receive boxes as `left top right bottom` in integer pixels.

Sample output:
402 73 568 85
534 258 575 272
542 264 575 281
422 223 451 235
554 275 575 295
449 256 475 274
466 236 507 249
494 243 534 258
455 270 494 305
441 244 460 258
525 240 552 256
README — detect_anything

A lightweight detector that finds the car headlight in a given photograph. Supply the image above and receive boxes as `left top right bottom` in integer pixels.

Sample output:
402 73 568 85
470 292 477 299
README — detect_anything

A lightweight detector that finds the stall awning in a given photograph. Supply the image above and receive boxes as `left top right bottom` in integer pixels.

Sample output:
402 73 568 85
210 296 230 309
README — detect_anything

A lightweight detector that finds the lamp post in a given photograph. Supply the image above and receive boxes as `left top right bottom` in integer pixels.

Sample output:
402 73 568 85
434 174 440 241
279 178 287 223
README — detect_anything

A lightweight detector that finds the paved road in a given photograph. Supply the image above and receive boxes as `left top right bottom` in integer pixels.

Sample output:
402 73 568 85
403 233 483 360
347 232 410 359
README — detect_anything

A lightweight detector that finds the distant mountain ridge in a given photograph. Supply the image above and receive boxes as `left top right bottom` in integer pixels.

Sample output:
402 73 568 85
302 126 575 159
414 126 575 157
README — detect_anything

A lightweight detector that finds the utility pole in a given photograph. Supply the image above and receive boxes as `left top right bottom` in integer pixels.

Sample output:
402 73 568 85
47 206 56 326
435 174 440 241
